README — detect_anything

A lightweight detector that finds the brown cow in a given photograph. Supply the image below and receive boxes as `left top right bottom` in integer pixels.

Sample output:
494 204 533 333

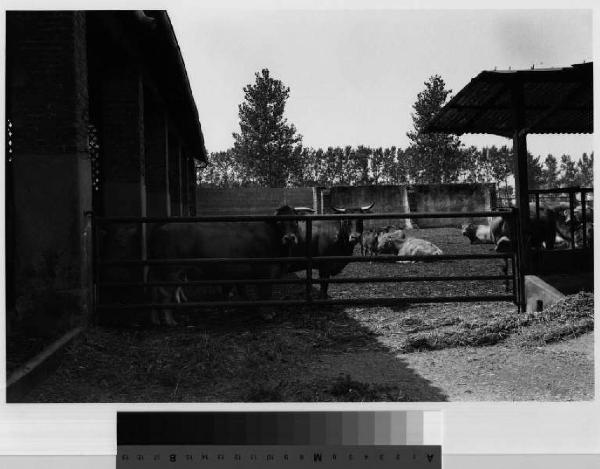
147 205 302 326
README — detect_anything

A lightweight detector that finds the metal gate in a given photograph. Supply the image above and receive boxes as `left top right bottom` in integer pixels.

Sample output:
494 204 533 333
91 209 523 319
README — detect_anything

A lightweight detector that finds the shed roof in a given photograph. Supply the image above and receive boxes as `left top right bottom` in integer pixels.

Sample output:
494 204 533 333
425 62 593 138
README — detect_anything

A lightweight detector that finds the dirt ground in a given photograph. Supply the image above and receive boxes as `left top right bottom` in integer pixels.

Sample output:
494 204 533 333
399 332 593 401
21 227 594 402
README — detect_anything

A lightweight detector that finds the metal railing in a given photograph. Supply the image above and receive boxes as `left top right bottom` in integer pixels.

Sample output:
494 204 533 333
91 209 523 316
529 187 593 250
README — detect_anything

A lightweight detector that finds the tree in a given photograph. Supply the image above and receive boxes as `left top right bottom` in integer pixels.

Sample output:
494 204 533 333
542 154 560 188
577 152 594 187
406 75 464 183
370 147 385 184
232 68 302 187
559 154 578 187
392 147 409 184
527 152 545 188
354 145 371 185
380 146 398 184
199 150 243 187
486 145 512 184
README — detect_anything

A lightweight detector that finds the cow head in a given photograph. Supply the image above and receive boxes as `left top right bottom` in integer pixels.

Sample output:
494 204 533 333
574 222 594 248
274 205 308 247
461 223 478 244
377 229 406 254
378 225 396 234
332 202 374 245
564 207 593 226
495 235 512 252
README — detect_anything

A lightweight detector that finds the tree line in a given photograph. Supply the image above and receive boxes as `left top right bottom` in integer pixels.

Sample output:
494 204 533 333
198 70 593 191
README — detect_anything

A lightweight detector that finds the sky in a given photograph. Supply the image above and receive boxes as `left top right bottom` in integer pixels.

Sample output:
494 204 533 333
168 6 594 159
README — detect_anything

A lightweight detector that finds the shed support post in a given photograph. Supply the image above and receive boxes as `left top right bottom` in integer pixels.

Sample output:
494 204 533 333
99 64 146 316
144 96 170 217
168 136 181 216
511 81 529 307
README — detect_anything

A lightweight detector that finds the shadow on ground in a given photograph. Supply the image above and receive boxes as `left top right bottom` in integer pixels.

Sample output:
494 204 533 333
22 286 448 402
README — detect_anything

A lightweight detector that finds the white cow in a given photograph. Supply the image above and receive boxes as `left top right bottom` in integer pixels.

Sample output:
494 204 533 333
377 229 443 262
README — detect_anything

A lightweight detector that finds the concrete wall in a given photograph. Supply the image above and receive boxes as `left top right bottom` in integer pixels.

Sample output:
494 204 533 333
195 184 496 229
326 185 412 230
6 11 92 335
408 183 496 228
196 187 316 215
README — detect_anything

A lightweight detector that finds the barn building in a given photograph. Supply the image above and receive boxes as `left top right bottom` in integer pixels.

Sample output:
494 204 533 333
6 11 207 337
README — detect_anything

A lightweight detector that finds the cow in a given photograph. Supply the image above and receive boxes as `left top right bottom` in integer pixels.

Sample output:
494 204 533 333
285 203 374 298
461 223 493 245
532 201 594 248
564 206 593 225
360 225 400 256
362 229 379 256
462 206 560 292
147 205 302 326
463 204 558 252
561 205 594 248
377 229 443 261
462 215 514 250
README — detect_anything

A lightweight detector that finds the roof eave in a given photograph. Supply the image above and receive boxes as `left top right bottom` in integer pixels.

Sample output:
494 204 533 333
152 11 208 162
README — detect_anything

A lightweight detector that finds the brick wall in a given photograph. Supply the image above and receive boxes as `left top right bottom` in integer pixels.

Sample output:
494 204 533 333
6 11 93 335
7 12 89 154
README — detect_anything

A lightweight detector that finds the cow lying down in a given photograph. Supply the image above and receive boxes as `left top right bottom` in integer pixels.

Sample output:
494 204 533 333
377 229 443 261
361 225 397 256
461 204 577 252
461 220 512 251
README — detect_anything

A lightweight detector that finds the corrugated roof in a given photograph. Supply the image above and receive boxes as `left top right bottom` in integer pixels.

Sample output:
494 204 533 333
425 62 593 137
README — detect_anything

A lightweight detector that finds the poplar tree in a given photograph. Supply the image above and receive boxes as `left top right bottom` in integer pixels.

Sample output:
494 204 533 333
406 75 463 183
232 68 302 187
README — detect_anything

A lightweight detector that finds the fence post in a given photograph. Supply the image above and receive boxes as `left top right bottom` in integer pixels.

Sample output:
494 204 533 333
512 207 525 312
581 189 588 248
141 220 148 303
569 191 576 250
305 217 313 302
86 211 101 325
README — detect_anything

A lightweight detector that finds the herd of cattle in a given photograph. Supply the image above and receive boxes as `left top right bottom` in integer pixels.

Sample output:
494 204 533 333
461 201 593 252
102 200 592 326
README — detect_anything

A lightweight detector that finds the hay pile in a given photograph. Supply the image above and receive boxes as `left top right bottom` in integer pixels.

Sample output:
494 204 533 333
399 292 593 352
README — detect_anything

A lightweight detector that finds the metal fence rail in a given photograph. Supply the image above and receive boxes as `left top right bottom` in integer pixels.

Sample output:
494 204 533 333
92 209 522 316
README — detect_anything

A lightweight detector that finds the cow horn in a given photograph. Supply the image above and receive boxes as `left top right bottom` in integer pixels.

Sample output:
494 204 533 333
361 202 374 212
332 207 346 213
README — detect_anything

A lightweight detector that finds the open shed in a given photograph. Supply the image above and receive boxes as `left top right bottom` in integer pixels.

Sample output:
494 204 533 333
426 62 593 307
